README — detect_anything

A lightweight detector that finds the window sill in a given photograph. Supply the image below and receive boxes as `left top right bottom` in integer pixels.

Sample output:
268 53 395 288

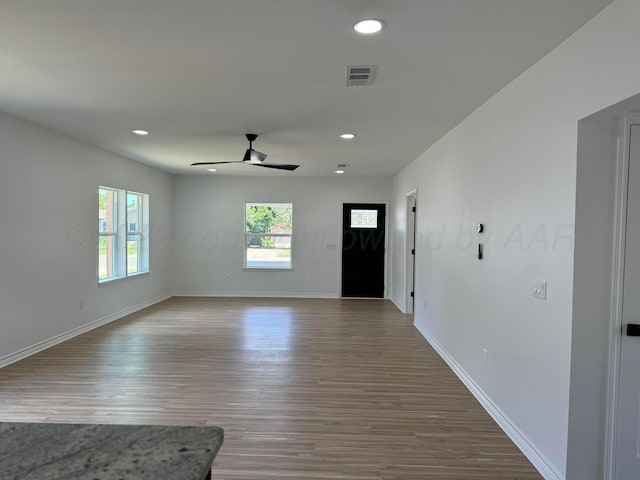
127 271 150 280
99 271 149 287
243 267 294 271
99 276 126 287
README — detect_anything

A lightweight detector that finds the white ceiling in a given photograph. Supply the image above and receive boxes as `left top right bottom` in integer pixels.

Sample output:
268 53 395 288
0 0 612 177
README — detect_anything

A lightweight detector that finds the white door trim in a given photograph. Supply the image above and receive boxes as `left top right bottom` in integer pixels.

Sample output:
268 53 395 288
604 113 640 480
405 189 418 314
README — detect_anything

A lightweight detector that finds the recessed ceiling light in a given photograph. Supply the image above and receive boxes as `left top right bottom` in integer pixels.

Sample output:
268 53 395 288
354 19 385 35
334 170 345 175
339 133 356 140
132 129 149 136
207 168 217 172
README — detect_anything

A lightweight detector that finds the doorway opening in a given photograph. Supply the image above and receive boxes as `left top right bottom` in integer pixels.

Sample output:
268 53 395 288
569 95 640 480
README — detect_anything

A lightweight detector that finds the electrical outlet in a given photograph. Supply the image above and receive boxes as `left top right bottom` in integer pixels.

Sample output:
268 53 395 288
305 274 311 283
224 273 231 282
533 279 547 300
482 348 489 368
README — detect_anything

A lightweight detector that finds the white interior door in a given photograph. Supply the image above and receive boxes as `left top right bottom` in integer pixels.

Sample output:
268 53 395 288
616 124 640 479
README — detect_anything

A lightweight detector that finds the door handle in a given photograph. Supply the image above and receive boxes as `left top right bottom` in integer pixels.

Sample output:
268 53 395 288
626 324 640 337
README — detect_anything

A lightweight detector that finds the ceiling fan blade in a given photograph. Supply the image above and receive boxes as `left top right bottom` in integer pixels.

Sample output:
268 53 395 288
191 161 241 166
254 163 300 171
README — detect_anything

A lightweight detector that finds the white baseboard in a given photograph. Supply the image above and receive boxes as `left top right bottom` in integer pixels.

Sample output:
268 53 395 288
174 291 339 299
390 295 407 313
413 319 564 480
0 293 172 369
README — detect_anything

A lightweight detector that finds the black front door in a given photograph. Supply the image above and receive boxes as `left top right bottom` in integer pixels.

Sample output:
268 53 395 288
341 203 386 298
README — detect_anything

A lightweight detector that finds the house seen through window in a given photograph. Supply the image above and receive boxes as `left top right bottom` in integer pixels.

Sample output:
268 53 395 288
245 203 292 269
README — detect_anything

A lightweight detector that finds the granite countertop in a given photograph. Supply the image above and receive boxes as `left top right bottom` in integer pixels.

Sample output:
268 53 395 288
0 422 224 480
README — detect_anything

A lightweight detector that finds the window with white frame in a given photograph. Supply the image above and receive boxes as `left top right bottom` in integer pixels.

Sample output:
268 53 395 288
98 187 118 280
245 203 292 269
99 187 149 282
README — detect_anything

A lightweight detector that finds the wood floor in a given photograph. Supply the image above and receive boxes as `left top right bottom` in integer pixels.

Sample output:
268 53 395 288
0 297 541 479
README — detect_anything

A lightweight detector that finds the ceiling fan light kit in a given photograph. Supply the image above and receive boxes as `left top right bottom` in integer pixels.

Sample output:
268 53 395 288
242 149 267 163
242 134 268 163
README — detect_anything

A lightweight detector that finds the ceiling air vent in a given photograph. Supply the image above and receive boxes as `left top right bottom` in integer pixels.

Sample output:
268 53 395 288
346 65 377 87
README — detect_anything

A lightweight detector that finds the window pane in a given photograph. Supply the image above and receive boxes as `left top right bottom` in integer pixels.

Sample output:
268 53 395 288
246 203 292 234
245 203 293 268
99 188 117 233
127 235 140 274
246 235 291 268
351 209 378 228
127 193 142 232
99 236 115 280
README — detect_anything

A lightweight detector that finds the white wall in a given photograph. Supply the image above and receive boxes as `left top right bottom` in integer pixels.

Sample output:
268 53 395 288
0 112 173 365
390 0 640 478
172 175 391 297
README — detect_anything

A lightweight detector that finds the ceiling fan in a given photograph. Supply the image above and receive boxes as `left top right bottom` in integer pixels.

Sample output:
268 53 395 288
191 134 300 171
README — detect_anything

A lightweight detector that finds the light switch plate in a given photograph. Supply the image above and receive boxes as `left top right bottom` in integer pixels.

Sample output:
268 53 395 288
533 279 547 300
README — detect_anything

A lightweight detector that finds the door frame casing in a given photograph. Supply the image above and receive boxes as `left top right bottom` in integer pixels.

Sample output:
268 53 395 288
604 113 640 480
338 201 390 299
405 189 418 314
